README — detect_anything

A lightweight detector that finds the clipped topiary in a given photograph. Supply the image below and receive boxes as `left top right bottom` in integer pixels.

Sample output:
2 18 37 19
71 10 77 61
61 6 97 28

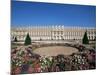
24 33 31 45
14 37 18 42
82 31 89 44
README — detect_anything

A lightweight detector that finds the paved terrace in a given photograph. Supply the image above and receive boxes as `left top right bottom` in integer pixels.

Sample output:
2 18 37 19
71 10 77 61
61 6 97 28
12 40 81 45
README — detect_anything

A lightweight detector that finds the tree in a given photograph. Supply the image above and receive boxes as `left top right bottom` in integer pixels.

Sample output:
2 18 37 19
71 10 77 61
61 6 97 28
94 36 96 41
82 31 89 44
24 33 31 45
14 37 18 42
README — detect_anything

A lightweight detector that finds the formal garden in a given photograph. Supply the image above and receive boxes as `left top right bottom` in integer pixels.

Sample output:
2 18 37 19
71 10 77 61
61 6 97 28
11 32 96 75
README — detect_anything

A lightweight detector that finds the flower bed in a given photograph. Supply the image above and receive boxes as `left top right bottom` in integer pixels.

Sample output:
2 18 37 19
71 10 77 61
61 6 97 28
11 44 96 75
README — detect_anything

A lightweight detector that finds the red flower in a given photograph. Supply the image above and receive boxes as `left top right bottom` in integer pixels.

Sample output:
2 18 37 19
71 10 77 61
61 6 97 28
14 67 21 74
34 64 41 73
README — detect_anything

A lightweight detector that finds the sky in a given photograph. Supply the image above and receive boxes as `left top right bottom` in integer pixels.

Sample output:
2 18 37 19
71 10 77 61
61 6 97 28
11 1 96 27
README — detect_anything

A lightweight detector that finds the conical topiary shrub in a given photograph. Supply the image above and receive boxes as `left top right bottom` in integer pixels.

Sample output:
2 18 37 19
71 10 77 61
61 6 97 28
14 37 18 42
82 31 89 44
24 33 31 45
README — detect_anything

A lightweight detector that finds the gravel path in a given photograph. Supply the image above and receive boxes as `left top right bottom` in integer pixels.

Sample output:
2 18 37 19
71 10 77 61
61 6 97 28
33 46 78 57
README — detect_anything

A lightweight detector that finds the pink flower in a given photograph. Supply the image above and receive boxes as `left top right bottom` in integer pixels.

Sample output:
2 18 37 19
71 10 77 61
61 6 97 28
28 66 33 73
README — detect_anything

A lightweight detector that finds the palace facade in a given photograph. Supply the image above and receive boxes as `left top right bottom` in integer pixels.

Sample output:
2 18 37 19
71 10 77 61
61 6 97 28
11 25 96 43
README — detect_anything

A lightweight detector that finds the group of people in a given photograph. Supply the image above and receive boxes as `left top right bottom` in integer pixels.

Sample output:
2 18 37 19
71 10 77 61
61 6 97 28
11 44 96 75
